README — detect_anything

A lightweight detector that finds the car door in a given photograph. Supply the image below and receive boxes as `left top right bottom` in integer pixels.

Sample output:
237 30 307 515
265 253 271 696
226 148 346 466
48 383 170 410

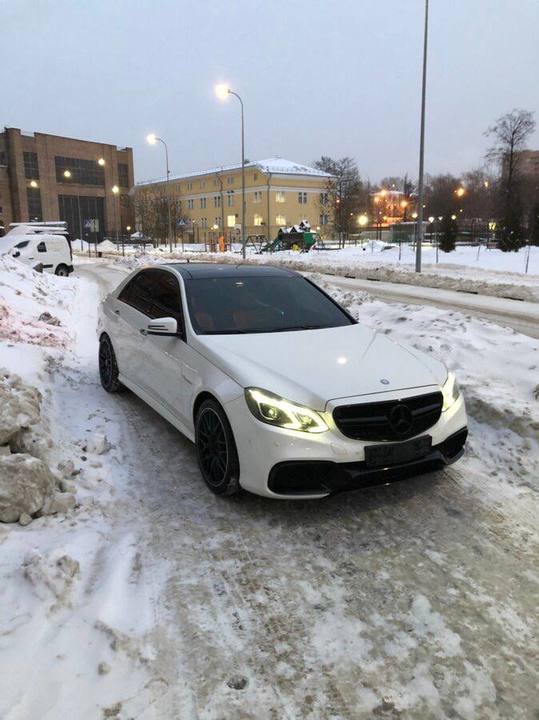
140 269 192 425
112 270 158 387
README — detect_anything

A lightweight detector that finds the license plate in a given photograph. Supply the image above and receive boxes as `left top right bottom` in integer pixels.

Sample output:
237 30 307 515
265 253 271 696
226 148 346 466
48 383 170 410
364 436 432 468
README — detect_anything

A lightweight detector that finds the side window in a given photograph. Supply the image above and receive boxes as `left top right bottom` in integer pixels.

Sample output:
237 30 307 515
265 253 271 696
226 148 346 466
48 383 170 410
118 271 154 316
15 240 30 249
37 241 47 252
118 270 183 326
148 270 183 324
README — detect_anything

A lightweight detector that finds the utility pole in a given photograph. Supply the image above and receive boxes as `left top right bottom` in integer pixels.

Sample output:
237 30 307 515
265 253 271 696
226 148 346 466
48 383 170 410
415 0 429 273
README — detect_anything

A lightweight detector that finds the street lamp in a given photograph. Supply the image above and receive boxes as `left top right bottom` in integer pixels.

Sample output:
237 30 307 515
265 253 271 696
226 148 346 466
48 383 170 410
98 157 105 166
215 83 246 259
63 169 71 178
415 0 429 273
147 133 172 252
455 187 465 198
111 185 120 253
30 180 38 188
358 214 368 227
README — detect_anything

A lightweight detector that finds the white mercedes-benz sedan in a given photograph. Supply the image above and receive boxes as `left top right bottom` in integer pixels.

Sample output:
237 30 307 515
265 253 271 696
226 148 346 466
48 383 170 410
97 263 467 499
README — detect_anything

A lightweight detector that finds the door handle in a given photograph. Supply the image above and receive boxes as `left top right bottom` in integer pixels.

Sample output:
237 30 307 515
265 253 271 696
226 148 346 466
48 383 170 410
114 309 120 315
139 328 147 335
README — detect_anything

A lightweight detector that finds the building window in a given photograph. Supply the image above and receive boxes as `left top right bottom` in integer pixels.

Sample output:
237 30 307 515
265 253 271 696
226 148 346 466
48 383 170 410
200 180 205 189
201 217 208 228
186 182 193 190
298 192 307 204
275 214 286 226
176 184 181 192
26 187 43 221
320 192 329 205
118 163 129 188
214 195 221 207
227 175 234 185
253 213 263 226
253 191 262 204
215 217 221 227
227 214 236 228
24 152 40 180
275 191 285 203
55 156 105 186
200 197 207 209
319 213 329 226
187 199 194 210
227 190 234 207
0 151 6 166
253 173 258 181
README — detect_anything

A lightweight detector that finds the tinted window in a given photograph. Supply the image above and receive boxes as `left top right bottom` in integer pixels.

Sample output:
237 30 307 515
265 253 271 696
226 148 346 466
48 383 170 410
37 241 47 252
15 240 30 249
185 275 354 334
118 269 183 323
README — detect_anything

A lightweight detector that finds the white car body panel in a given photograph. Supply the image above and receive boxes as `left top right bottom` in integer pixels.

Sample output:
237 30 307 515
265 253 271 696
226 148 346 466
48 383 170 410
98 265 467 499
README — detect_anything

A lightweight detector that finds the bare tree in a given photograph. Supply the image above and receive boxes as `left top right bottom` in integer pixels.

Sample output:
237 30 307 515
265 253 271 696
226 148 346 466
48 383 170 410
484 109 536 249
485 109 536 201
313 156 366 237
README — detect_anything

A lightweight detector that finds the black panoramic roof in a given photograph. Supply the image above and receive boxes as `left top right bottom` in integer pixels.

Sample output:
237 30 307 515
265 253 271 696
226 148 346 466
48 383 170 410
165 262 298 279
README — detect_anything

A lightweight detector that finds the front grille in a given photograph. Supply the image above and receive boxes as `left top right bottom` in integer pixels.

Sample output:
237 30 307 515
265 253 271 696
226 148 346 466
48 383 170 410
333 391 443 441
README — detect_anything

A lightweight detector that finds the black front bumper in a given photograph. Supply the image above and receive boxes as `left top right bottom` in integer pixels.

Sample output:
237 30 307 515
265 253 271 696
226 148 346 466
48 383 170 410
268 427 468 497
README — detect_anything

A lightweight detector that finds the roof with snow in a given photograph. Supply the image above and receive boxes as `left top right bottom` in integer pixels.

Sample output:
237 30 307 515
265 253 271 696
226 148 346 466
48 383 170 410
137 157 332 186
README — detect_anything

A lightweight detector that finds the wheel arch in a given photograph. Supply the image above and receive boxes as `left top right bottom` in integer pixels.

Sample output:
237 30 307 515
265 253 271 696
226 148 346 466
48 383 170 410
193 391 221 424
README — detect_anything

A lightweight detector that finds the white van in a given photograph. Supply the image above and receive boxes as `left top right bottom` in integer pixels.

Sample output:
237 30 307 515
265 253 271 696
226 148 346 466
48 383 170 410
9 234 74 275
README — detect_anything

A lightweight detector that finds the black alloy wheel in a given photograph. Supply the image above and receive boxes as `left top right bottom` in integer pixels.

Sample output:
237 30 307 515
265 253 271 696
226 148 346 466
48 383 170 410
195 399 240 495
99 335 124 393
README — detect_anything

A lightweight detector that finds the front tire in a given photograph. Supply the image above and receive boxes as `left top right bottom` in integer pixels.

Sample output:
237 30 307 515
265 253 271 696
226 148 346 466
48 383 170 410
195 399 240 496
55 264 69 277
99 335 124 393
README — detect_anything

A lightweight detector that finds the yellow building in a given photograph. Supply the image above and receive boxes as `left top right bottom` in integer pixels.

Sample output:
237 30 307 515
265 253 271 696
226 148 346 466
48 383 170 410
135 158 333 244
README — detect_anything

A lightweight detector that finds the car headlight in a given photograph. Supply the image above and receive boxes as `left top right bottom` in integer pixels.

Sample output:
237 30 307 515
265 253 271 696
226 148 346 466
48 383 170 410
245 388 329 433
442 372 461 411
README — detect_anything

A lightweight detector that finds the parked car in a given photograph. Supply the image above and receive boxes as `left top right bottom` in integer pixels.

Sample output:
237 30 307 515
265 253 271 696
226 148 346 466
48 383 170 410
9 234 73 275
98 263 467 499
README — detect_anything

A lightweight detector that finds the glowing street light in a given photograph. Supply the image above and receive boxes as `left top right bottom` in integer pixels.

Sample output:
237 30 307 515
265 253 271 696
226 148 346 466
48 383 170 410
411 212 418 219
358 214 368 227
63 169 71 178
215 83 246 259
455 187 466 198
451 214 457 220
112 185 119 194
30 180 38 188
146 133 173 252
428 216 435 223
98 157 105 166
214 83 230 101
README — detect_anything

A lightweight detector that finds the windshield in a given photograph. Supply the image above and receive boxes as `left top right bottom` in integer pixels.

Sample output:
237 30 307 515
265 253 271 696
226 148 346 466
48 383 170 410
185 275 355 335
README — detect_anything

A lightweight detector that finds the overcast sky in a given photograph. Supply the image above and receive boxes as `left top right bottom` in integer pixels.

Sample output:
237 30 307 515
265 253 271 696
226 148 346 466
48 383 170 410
2 0 538 184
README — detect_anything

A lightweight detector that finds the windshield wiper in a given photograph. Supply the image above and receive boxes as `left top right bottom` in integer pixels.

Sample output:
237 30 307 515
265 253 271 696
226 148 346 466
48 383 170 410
202 329 248 334
262 324 326 333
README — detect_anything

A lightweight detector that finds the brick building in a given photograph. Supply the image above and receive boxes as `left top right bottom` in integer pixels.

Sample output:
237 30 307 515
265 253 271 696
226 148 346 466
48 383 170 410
0 128 134 241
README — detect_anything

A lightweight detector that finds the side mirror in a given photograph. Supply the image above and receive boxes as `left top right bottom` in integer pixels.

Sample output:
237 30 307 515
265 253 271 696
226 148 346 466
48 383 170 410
145 317 180 337
12 251 20 258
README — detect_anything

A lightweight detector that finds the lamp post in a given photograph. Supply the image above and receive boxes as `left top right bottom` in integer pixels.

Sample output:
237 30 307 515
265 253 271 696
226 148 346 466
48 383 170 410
112 185 121 255
415 0 429 273
215 84 246 259
147 133 173 253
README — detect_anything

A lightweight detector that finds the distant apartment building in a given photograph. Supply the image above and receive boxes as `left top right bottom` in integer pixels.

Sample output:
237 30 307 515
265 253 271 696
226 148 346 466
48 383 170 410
518 149 539 179
0 128 134 240
135 158 333 243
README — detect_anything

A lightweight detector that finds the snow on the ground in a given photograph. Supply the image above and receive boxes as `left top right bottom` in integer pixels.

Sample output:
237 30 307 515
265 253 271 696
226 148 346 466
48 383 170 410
0 256 159 718
75 242 539 300
1 255 538 718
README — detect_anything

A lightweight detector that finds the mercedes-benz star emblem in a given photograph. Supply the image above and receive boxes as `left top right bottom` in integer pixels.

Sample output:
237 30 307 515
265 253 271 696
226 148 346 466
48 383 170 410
389 404 413 436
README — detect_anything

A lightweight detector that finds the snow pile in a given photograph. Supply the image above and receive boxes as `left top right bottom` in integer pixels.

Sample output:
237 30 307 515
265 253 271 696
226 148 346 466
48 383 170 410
0 371 78 524
0 254 74 347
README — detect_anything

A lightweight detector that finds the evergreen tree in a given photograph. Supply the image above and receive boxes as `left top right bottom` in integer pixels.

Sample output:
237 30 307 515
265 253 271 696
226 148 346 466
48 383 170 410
439 215 457 252
499 204 524 251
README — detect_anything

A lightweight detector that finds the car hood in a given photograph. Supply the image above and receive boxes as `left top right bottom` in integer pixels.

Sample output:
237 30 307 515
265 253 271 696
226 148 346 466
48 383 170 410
193 324 447 410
